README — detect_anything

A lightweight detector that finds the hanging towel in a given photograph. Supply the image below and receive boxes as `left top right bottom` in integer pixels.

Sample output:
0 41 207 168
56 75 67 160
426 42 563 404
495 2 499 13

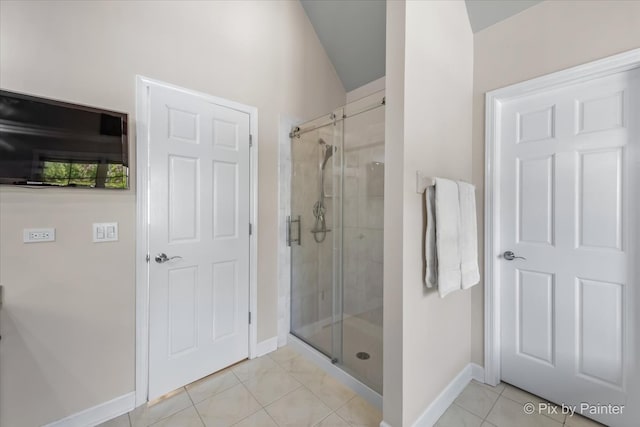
458 181 480 289
424 186 437 287
434 178 461 297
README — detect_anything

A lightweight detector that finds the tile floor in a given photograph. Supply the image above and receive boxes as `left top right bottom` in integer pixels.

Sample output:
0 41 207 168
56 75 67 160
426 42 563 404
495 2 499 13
99 342 605 427
98 345 382 427
435 380 606 427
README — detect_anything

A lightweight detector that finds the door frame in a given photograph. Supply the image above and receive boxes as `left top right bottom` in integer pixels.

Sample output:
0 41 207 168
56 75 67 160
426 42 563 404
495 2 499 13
484 48 640 386
134 76 259 406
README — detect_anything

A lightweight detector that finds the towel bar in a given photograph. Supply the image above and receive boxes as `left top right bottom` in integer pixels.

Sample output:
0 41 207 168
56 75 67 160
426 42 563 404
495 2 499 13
416 171 476 193
416 171 436 193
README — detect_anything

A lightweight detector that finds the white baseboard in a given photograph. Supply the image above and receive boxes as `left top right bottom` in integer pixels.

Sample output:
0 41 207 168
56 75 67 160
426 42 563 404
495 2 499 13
471 363 485 383
255 336 278 357
380 421 393 427
410 363 486 427
43 392 135 427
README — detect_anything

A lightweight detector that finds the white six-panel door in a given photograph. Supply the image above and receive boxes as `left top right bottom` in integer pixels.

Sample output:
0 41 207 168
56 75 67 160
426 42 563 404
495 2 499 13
147 84 251 399
500 68 638 425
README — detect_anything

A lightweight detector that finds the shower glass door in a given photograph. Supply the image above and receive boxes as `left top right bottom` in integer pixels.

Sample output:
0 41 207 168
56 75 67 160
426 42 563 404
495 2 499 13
290 111 343 360
290 92 384 394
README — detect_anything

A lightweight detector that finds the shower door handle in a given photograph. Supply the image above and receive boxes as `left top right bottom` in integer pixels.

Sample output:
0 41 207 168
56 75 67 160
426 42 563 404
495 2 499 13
287 215 301 246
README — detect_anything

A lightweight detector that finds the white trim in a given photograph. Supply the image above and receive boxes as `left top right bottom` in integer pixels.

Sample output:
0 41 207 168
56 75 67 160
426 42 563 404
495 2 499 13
135 76 151 407
134 76 259 406
255 336 278 357
483 48 640 387
248 100 259 361
287 334 383 411
410 363 484 427
471 363 485 383
379 363 485 427
42 392 135 427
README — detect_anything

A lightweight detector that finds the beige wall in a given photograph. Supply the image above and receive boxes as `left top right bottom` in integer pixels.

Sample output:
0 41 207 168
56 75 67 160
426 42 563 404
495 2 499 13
402 1 473 424
382 1 405 424
346 76 386 103
471 0 640 366
384 1 474 425
0 1 345 426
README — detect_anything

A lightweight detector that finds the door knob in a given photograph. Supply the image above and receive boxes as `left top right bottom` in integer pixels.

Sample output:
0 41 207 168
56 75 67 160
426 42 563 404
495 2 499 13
503 251 526 261
155 253 183 264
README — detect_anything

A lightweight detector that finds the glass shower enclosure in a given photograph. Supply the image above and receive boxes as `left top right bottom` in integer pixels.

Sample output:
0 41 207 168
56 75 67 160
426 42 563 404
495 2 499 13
289 93 384 393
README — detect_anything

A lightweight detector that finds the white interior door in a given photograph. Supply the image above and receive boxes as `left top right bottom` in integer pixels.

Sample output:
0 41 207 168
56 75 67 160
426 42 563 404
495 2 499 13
499 67 639 425
147 84 251 399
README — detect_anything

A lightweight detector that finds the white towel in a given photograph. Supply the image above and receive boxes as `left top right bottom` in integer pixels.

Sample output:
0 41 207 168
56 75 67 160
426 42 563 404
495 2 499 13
434 178 461 298
458 181 480 289
424 186 437 287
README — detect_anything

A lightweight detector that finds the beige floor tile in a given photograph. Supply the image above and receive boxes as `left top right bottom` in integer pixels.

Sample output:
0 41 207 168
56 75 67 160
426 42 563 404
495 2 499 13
454 381 501 419
279 355 325 378
564 414 607 426
500 384 537 404
150 406 204 427
265 387 332 427
486 396 562 427
435 403 483 427
500 385 565 423
335 396 382 427
130 388 193 427
268 346 301 365
186 368 240 404
232 409 278 427
470 379 506 395
305 372 356 410
314 413 351 427
232 356 283 383
480 422 497 427
97 413 131 427
195 383 262 427
243 370 302 405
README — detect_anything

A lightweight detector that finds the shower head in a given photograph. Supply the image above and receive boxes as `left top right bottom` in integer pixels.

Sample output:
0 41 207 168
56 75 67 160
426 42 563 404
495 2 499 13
319 139 335 170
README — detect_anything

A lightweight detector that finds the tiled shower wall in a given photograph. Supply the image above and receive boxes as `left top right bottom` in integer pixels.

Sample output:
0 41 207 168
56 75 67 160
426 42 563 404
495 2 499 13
342 106 385 322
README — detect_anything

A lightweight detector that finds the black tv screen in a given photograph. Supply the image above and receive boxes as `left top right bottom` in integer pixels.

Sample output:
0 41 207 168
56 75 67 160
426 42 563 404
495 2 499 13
0 90 129 189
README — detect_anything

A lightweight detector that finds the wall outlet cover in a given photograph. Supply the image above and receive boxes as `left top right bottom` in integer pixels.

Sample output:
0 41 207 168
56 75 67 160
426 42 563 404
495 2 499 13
93 222 118 242
23 228 56 243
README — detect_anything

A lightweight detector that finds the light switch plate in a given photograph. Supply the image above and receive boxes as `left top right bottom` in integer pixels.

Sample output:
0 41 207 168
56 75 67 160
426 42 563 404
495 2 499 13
23 228 55 243
93 222 118 242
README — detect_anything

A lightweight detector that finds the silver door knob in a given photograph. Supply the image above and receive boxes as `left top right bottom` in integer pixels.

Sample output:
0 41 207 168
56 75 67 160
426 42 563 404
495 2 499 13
503 251 526 261
155 253 183 264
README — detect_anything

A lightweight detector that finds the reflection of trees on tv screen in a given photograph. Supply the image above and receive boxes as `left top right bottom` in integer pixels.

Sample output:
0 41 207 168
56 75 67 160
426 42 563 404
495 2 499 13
42 161 127 188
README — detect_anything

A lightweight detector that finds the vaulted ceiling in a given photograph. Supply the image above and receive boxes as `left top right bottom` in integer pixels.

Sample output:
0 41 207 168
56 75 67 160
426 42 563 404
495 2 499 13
300 0 542 92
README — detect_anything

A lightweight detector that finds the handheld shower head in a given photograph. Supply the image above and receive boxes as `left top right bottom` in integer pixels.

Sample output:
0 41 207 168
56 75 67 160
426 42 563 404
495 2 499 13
319 138 335 170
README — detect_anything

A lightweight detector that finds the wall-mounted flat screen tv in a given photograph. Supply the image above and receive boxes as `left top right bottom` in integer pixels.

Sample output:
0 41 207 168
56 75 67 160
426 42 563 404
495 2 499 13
0 90 129 189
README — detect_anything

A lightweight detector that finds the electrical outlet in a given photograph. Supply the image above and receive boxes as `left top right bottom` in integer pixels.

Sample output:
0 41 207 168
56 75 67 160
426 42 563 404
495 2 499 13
23 228 55 243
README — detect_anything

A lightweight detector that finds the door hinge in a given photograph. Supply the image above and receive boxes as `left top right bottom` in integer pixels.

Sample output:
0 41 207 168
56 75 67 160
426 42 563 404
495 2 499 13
146 254 150 263
249 312 252 324
249 223 253 235
249 134 253 147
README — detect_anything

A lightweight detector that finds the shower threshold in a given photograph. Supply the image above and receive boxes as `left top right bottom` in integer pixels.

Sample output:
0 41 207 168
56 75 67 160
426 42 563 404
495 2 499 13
287 333 383 410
